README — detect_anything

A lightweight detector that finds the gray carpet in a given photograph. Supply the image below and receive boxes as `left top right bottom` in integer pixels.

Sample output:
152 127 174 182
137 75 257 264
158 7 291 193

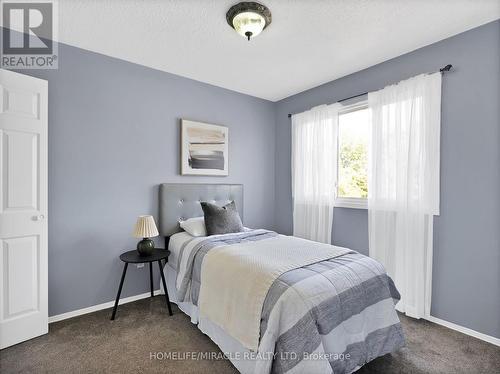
1 297 498 373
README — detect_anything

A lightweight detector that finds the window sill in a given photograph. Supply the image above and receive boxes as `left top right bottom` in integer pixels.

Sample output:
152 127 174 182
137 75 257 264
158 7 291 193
334 197 367 210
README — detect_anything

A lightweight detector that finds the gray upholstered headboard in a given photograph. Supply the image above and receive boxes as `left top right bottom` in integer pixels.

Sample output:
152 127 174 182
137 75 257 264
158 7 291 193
159 183 243 237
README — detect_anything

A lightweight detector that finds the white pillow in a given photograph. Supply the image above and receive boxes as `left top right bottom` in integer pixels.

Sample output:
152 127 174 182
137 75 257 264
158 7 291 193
179 216 207 237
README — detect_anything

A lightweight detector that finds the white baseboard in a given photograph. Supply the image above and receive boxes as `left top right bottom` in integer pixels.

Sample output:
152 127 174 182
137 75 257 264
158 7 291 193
48 289 162 323
426 315 500 347
49 293 499 347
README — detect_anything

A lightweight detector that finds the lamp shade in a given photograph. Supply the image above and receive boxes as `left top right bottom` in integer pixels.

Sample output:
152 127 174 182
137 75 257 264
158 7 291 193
133 215 159 238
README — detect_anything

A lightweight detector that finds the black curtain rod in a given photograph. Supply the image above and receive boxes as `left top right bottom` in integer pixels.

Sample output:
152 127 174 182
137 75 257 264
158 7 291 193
287 64 452 118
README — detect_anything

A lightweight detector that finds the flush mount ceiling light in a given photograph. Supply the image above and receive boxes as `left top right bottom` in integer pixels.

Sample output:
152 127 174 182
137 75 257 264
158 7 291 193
226 2 272 41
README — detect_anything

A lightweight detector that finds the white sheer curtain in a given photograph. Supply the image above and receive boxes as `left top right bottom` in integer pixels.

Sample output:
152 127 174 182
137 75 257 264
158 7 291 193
368 73 441 319
291 104 340 244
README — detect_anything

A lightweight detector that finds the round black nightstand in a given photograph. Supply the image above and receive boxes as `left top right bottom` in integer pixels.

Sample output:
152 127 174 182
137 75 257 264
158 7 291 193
110 248 173 320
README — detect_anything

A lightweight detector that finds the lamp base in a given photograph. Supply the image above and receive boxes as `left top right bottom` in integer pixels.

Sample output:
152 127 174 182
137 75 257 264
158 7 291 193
137 238 155 256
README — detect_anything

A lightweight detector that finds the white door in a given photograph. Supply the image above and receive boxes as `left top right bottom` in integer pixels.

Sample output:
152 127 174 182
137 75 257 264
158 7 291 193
0 69 48 349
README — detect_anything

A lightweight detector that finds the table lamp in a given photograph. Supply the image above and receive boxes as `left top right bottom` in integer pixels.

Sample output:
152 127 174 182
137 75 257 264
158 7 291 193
133 215 159 256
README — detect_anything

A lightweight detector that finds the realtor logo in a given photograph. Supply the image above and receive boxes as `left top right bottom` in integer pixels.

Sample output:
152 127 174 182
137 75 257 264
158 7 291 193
1 0 58 69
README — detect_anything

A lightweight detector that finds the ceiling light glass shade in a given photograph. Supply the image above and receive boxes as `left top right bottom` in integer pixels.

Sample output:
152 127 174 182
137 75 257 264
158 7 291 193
232 11 265 40
226 2 272 41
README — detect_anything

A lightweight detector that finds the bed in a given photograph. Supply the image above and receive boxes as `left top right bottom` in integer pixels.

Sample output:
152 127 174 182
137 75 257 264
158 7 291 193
159 183 404 374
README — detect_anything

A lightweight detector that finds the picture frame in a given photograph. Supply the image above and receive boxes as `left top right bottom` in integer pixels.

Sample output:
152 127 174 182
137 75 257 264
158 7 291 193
181 119 229 176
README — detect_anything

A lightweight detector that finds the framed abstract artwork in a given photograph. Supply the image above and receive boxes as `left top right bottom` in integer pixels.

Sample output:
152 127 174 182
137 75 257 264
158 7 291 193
181 119 229 176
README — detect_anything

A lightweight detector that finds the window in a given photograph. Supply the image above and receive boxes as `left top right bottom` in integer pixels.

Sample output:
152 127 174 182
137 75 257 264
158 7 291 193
335 102 369 209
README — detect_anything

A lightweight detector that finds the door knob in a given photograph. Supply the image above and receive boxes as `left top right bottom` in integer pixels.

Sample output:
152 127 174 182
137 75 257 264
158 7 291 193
33 215 45 221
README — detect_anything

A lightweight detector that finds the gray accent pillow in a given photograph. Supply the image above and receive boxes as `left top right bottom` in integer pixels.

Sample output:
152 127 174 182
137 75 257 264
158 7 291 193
200 201 244 236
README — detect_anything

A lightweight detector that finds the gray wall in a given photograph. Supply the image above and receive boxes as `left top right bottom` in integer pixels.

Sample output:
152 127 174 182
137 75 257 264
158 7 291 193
20 43 276 317
274 20 500 339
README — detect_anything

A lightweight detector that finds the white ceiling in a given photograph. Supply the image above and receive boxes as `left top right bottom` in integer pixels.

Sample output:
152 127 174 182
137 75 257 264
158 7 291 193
58 0 500 101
